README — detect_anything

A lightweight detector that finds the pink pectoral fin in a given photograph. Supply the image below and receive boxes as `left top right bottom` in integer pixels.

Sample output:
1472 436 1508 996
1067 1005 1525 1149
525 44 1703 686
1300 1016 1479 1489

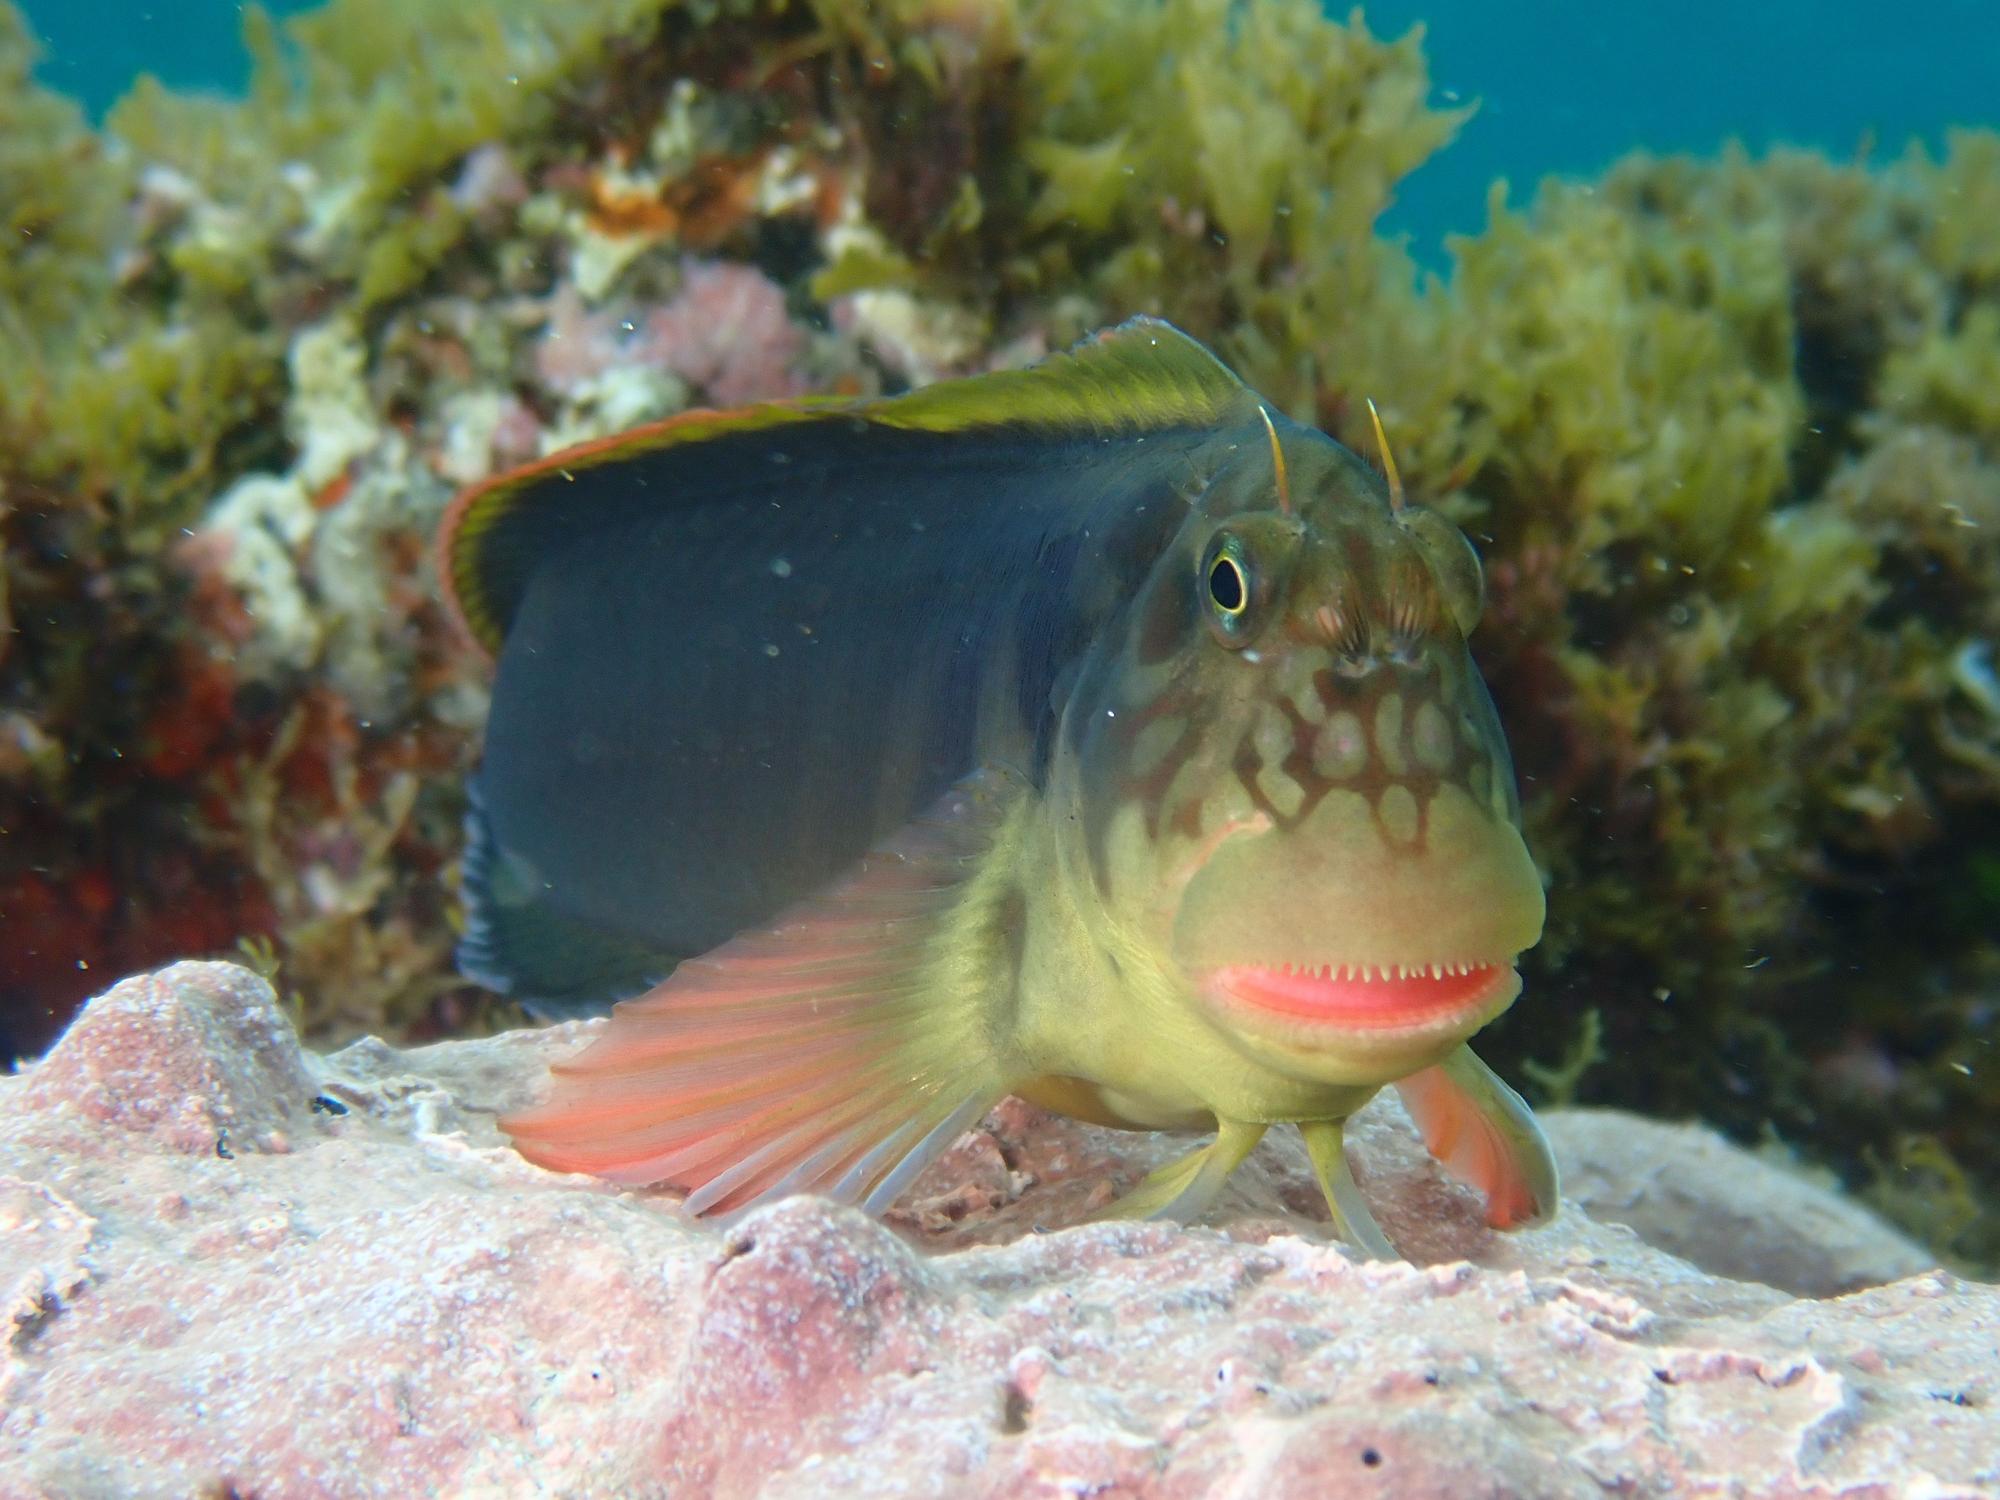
1395 1047 1559 1230
501 771 1022 1217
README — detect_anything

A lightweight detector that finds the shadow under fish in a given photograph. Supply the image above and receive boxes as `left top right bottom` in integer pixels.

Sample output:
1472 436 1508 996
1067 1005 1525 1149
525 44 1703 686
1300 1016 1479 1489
439 317 1558 1256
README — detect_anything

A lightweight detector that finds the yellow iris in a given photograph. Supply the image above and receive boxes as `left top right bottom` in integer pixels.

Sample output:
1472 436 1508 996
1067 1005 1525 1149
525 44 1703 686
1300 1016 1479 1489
1208 553 1247 617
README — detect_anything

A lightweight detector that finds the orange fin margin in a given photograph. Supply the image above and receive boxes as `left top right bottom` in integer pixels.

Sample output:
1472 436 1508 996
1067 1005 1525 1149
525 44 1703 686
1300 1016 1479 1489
435 400 847 655
1394 1046 1559 1230
500 772 1022 1217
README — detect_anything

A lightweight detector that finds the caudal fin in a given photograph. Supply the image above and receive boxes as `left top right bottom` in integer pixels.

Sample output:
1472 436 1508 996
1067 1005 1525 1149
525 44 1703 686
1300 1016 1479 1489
456 781 678 1019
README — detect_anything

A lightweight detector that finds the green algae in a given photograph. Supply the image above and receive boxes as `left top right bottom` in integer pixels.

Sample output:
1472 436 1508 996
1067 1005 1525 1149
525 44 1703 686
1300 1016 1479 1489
0 8 124 335
1521 1008 1605 1110
1010 0 1464 406
109 0 695 302
2 0 1998 1263
1 12 283 535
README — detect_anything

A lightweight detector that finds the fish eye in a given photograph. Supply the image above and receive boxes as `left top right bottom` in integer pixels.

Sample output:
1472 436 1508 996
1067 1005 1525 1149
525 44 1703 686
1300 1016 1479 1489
1208 554 1247 616
1197 516 1299 648
1201 534 1259 646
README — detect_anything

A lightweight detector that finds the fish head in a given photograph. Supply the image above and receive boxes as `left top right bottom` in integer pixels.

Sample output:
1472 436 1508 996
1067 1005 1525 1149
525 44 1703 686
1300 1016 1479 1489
1062 427 1545 1087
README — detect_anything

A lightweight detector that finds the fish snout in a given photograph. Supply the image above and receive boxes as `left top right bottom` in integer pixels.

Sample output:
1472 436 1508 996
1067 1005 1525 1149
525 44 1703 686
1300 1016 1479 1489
1232 638 1515 834
1166 649 1543 1081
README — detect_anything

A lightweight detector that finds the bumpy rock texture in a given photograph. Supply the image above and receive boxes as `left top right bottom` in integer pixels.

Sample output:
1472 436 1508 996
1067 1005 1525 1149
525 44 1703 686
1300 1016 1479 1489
1 963 1993 1498
5 0 1999 1266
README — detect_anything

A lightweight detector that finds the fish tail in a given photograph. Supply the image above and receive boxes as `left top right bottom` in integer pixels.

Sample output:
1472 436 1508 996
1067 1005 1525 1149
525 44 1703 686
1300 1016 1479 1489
457 780 676 1019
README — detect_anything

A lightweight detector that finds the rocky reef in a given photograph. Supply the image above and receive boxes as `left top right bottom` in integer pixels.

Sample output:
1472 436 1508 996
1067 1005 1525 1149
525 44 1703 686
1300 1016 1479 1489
3 961 1992 1496
0 0 1996 1265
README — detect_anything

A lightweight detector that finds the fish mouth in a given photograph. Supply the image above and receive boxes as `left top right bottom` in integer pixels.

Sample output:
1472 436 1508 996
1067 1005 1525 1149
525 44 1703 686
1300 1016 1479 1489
1202 958 1519 1037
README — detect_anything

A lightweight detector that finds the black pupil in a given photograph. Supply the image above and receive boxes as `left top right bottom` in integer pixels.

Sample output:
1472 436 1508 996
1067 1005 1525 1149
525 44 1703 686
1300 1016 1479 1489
1209 556 1245 612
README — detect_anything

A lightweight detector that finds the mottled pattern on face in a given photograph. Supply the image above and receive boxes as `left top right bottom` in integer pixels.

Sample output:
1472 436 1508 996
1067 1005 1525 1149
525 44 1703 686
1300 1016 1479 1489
1136 641 1513 862
1220 632 1512 847
1072 449 1519 903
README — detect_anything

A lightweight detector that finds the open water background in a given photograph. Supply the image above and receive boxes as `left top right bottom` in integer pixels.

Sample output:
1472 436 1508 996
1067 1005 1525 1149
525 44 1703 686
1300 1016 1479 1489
19 0 1998 250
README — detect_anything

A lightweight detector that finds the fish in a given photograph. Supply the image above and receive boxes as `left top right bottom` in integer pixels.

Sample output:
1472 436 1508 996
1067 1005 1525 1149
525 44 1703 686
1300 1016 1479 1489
440 317 1557 1254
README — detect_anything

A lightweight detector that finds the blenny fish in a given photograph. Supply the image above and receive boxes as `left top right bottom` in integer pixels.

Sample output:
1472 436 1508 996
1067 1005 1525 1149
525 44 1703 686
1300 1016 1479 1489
441 318 1556 1254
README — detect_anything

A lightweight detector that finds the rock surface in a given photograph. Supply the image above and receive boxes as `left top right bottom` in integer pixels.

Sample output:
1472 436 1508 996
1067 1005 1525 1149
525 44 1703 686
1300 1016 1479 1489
0 962 1992 1498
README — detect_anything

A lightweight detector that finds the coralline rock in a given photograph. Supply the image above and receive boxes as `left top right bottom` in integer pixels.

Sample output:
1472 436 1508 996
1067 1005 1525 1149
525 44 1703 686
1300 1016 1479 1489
641 258 807 407
1540 1107 1935 1298
12 962 316 1156
1 962 1993 1499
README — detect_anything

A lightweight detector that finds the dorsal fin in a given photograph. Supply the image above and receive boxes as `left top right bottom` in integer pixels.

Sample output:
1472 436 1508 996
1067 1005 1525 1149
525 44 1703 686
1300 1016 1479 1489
437 317 1254 654
872 316 1253 438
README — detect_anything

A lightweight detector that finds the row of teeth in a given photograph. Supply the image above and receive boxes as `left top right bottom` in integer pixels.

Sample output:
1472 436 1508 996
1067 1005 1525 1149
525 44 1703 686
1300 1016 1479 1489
1277 960 1488 981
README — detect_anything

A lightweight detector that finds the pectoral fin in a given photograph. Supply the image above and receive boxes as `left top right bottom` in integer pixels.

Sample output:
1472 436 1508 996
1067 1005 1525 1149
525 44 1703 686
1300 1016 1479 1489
1103 1117 1267 1223
1394 1044 1559 1230
501 770 1029 1217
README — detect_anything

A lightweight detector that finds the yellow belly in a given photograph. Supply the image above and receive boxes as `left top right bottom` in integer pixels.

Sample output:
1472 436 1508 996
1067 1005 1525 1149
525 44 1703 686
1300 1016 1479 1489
1012 1073 1214 1131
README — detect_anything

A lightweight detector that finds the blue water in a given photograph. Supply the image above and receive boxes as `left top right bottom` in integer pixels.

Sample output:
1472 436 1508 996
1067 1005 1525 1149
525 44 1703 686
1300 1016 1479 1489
18 0 1999 246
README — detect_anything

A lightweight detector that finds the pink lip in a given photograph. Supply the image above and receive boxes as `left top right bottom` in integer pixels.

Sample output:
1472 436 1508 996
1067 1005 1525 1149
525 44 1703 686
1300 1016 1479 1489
1207 960 1514 1031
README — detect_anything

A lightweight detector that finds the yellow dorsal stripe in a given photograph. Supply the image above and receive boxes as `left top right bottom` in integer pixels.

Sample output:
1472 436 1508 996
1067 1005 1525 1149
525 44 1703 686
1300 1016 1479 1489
873 318 1252 436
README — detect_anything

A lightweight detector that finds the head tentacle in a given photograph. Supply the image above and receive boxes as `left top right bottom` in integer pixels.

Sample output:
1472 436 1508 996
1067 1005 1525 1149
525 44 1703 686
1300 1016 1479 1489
1365 397 1405 515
